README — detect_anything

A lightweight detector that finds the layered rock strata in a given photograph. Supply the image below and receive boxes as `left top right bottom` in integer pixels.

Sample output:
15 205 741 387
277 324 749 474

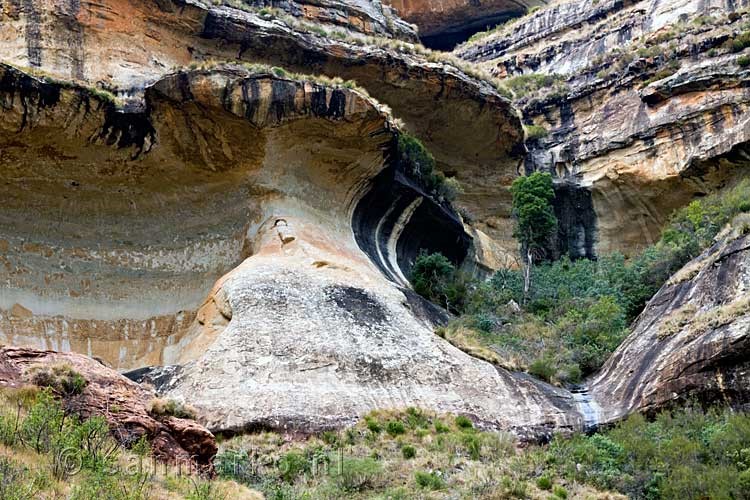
0 62 584 438
458 0 750 257
0 0 525 265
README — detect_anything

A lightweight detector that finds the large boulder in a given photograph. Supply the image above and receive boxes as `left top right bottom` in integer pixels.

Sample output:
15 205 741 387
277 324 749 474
0 346 218 471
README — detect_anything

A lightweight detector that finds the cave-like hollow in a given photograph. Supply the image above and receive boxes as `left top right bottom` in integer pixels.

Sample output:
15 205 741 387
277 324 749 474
0 66 477 370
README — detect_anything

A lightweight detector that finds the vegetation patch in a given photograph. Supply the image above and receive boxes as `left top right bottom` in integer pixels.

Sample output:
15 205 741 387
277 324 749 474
396 132 462 202
412 179 750 384
213 405 750 499
148 398 198 420
27 364 87 396
0 387 249 499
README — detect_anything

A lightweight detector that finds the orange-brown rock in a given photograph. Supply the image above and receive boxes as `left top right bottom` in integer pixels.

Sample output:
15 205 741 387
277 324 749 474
0 345 218 471
384 0 546 48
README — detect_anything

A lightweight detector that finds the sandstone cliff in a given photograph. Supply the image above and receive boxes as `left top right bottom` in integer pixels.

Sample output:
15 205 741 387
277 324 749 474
459 0 750 258
1 0 749 448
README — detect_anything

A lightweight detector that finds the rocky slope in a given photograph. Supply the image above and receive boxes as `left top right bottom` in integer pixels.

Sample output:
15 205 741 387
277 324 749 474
0 345 217 471
458 0 750 258
590 217 750 422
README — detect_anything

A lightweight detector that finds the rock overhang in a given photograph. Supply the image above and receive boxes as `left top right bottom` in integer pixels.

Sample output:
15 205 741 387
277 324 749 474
0 0 526 265
0 63 452 366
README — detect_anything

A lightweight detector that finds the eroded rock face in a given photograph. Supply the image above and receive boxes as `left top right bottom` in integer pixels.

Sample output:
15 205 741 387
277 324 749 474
0 0 525 265
458 0 750 257
0 64 394 368
384 0 546 49
132 216 581 439
0 63 584 439
590 229 750 422
0 346 217 471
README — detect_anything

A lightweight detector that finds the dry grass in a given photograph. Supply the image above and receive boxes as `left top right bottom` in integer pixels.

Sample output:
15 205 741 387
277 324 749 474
148 397 198 420
685 296 750 339
216 408 625 499
436 324 514 369
657 303 698 338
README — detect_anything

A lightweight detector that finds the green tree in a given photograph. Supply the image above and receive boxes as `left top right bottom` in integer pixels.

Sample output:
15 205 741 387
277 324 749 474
410 252 466 313
509 172 557 299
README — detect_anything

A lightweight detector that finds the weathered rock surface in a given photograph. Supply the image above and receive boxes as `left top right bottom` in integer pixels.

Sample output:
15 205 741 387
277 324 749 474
131 214 581 439
384 0 547 49
590 225 750 422
0 0 525 263
458 0 750 258
0 62 584 439
0 346 217 470
211 0 419 40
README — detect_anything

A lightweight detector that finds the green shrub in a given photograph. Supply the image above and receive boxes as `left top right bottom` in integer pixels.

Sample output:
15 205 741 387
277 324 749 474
386 421 406 437
401 445 416 459
414 470 445 490
528 357 556 382
0 456 45 499
546 406 750 499
28 364 87 396
536 475 552 490
365 417 382 434
410 251 467 313
738 55 750 66
463 433 481 459
524 124 548 140
278 451 308 483
728 30 750 52
434 420 450 433
215 449 253 483
553 485 568 498
455 415 473 429
405 407 429 429
504 73 565 97
321 430 339 446
332 458 382 492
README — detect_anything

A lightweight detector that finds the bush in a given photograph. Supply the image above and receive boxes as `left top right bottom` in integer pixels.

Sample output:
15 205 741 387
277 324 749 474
332 458 381 492
738 55 750 67
410 251 467 313
147 398 197 419
553 485 568 498
365 417 382 434
277 451 308 483
524 124 548 141
386 421 406 437
28 364 87 396
414 470 445 490
401 445 416 459
434 420 450 433
536 475 552 490
504 73 566 97
455 415 474 430
728 30 750 52
528 357 556 382
547 406 750 499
